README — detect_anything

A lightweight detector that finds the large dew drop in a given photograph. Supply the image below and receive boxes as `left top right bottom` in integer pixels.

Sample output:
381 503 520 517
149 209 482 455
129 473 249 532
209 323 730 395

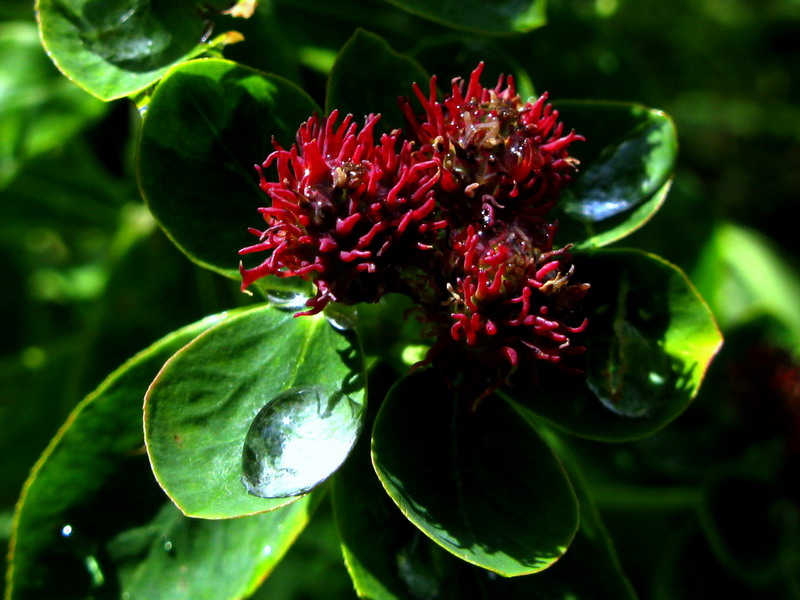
588 320 672 418
241 385 363 499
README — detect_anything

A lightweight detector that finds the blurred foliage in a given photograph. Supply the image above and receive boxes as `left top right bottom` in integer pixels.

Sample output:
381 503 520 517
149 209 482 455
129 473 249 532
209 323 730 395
1 0 799 597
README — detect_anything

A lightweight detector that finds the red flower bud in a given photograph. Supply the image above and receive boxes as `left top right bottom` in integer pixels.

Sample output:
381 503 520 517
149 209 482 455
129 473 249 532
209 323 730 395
240 111 442 314
241 65 588 402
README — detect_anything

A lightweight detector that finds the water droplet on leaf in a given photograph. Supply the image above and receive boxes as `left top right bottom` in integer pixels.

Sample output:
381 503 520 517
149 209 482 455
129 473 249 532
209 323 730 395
242 386 364 499
588 320 672 417
265 289 310 312
324 303 357 331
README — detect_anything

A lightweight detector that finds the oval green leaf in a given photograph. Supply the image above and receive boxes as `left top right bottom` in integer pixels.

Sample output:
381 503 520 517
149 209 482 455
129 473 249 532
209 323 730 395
384 0 546 34
507 249 722 441
137 58 320 278
553 102 678 249
144 303 366 519
7 310 314 600
36 0 232 100
337 366 635 599
326 30 428 133
371 369 578 576
115 498 312 600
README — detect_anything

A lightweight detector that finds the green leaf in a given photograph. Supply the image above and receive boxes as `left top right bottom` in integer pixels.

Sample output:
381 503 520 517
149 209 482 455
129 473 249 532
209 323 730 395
137 58 320 278
355 294 427 366
508 249 722 441
337 365 635 598
326 30 428 133
0 22 106 188
145 303 366 518
36 0 232 100
692 222 800 350
521 425 639 600
112 498 312 600
384 0 546 34
336 444 458 600
8 310 314 600
553 102 678 249
371 369 578 577
333 362 415 600
250 499 356 599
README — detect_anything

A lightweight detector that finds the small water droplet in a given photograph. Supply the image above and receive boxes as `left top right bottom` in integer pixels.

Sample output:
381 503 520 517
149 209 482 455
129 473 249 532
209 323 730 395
199 21 215 44
61 524 73 538
324 303 357 331
241 385 364 499
262 545 272 556
265 289 309 312
160 533 173 552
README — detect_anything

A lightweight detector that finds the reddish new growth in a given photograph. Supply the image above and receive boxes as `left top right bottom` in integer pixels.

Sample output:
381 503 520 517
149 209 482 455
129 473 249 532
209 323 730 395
438 223 588 368
401 62 583 220
241 63 588 397
240 110 443 315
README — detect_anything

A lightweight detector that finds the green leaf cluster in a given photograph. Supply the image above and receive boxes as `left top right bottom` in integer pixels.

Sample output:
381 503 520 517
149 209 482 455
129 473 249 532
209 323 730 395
1 1 743 598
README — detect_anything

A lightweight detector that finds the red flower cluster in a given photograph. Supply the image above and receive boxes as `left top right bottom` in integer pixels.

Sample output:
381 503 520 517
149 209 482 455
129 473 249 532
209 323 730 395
241 64 588 395
239 110 443 314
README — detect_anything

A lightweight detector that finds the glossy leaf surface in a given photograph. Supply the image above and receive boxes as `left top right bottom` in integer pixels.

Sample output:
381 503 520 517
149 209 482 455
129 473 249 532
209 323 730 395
385 0 546 34
7 311 314 600
371 369 578 576
326 29 428 133
138 58 320 278
145 304 365 518
553 102 677 249
36 0 232 100
338 365 633 597
508 249 722 441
